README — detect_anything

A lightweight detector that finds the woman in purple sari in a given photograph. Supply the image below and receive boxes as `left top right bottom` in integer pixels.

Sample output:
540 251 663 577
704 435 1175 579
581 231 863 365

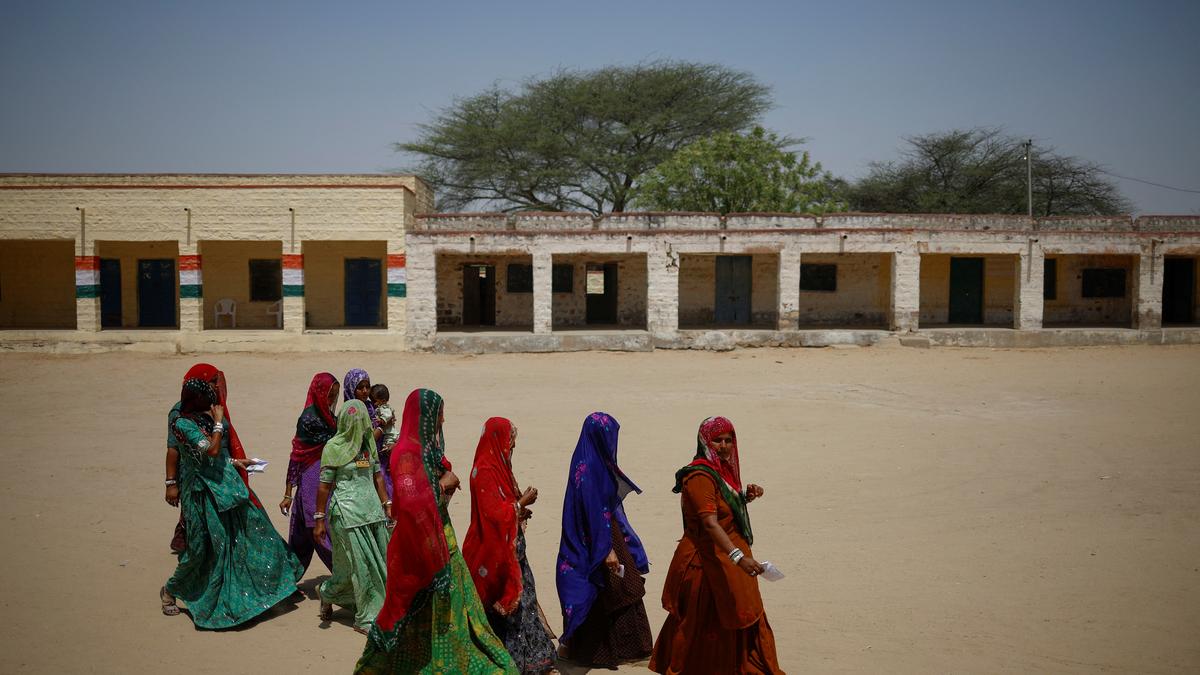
281 372 338 572
343 368 390 496
555 412 653 668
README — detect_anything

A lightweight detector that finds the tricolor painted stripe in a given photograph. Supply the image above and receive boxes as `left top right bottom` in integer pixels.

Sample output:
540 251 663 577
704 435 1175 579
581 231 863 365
75 256 100 298
387 253 406 297
179 255 202 271
180 270 202 286
282 254 304 296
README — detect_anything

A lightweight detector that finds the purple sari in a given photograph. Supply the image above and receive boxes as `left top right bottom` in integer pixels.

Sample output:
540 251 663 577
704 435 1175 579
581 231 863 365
555 412 649 640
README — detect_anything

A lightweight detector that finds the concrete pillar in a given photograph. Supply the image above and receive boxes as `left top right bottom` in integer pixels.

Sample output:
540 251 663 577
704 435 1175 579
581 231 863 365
1134 244 1164 329
778 247 801 330
1014 244 1045 330
282 252 305 333
890 250 921 332
647 243 680 338
179 243 202 332
532 250 552 334
404 241 438 348
386 244 407 336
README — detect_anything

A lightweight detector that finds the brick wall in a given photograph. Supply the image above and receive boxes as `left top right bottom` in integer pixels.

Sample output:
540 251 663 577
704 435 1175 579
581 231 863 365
435 254 534 328
550 254 647 328
797 253 891 327
1044 254 1135 326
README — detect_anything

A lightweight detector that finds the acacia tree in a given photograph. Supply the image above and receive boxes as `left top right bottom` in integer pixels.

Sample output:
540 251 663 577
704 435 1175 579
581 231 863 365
636 127 845 214
398 61 772 214
847 128 1131 215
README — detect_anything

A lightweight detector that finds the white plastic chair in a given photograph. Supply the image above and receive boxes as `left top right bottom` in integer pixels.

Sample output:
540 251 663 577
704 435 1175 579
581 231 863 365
267 300 283 329
214 298 237 328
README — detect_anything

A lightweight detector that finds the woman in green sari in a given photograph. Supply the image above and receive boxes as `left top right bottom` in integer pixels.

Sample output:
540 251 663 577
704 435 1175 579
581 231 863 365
313 398 392 634
160 378 303 629
356 388 517 674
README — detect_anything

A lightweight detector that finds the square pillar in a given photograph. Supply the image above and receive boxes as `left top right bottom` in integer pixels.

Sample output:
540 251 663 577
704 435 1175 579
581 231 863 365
179 244 202 333
75 249 101 332
1134 245 1164 329
533 250 552 334
282 253 305 333
778 247 801 330
647 243 680 338
1014 244 1045 330
386 246 407 335
404 242 438 348
890 250 920 332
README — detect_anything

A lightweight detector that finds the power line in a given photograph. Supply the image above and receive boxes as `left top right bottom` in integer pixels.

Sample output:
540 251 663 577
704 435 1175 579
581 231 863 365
1097 169 1200 195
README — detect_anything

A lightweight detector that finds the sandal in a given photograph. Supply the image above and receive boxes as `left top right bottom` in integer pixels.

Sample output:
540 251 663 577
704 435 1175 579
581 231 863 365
353 625 369 636
160 586 180 616
317 589 333 621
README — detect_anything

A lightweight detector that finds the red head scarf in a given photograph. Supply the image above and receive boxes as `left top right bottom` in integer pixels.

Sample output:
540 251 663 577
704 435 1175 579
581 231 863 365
371 389 451 643
694 416 743 493
289 372 339 467
462 417 523 615
181 363 255 504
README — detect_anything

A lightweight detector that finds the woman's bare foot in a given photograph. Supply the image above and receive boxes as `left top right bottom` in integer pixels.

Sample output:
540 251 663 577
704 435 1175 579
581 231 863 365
353 625 369 635
160 586 180 616
317 588 333 621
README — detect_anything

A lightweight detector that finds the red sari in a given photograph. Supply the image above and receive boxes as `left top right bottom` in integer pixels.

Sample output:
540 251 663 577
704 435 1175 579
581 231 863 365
462 417 523 615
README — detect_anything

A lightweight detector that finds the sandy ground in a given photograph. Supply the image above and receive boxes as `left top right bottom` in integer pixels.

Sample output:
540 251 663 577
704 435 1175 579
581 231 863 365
1 345 1198 674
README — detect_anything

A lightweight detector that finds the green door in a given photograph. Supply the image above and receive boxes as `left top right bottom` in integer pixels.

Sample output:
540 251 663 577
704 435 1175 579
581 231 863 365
948 257 984 324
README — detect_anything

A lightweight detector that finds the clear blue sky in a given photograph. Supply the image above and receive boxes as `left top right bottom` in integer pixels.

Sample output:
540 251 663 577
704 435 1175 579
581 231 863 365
2 0 1197 214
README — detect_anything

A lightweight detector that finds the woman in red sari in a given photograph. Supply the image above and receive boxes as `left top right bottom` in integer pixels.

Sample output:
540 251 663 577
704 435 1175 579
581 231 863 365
649 416 784 674
355 389 515 674
463 418 557 674
164 363 257 552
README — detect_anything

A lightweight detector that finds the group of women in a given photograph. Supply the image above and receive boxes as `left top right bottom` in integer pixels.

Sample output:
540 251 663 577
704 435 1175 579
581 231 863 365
159 363 784 674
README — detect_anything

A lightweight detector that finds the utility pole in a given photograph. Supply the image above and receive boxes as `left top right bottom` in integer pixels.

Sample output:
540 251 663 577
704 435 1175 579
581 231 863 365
1024 139 1033 219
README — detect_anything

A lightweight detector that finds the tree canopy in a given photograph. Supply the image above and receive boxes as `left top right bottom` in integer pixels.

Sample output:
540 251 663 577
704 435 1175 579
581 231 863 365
635 127 845 214
846 128 1131 216
398 61 772 214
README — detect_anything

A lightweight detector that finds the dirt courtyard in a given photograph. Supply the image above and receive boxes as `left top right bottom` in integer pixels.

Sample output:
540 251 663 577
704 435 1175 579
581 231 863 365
0 344 1197 673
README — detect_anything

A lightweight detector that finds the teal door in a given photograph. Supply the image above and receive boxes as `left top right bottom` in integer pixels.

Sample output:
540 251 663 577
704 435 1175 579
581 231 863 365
344 258 382 327
715 256 752 324
948 257 984 324
137 259 176 327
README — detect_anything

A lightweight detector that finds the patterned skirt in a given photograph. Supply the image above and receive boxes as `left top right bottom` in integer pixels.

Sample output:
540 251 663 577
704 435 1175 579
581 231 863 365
564 524 654 668
485 531 557 674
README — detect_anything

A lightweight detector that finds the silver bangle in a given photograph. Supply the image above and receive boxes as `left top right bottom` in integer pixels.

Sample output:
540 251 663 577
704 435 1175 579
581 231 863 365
212 422 225 433
164 479 177 486
313 512 325 520
728 548 745 564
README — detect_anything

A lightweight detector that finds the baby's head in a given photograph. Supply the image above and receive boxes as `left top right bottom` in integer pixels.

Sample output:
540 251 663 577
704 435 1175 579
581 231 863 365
369 383 390 407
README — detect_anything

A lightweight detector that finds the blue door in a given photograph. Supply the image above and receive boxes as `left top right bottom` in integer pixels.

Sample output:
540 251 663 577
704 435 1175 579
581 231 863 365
345 258 382 327
137 259 176 327
714 256 752 325
100 258 122 328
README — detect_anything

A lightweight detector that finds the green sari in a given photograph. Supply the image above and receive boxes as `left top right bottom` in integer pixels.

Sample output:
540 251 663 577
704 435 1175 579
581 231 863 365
166 415 303 629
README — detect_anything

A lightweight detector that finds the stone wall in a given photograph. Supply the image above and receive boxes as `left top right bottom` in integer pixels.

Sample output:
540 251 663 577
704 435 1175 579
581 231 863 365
796 253 891 327
549 254 647 328
0 239 76 329
678 253 778 327
919 254 1016 326
435 254 534 328
199 240 283 329
1044 254 1135 326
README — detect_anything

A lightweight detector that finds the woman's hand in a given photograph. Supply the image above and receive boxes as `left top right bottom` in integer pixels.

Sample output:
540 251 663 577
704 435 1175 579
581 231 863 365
279 495 292 516
519 506 533 521
744 484 765 502
230 458 255 470
210 404 224 424
737 555 765 577
604 549 620 573
383 502 392 519
313 519 327 543
518 486 538 507
439 470 461 500
165 484 180 507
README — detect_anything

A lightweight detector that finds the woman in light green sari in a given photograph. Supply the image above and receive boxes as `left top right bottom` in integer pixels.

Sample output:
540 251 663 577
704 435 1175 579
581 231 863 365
313 398 393 634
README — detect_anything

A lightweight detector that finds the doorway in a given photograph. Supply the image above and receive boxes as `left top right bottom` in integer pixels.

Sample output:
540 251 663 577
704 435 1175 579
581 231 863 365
462 264 496 326
714 255 752 325
585 263 618 324
137 258 176 327
1163 257 1196 324
100 258 122 328
344 258 383 327
948 257 984 324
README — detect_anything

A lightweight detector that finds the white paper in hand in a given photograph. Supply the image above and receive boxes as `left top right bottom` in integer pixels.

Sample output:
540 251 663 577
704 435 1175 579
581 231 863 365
244 458 269 473
758 561 785 582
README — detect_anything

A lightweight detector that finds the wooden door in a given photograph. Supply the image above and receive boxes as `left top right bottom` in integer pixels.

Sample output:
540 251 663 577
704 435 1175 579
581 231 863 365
100 258 122 328
715 256 752 325
948 257 984 324
1163 257 1196 324
137 258 176 327
344 258 382 327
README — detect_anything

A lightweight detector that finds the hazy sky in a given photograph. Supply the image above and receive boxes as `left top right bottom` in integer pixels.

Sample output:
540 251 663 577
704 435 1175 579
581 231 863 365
2 0 1197 214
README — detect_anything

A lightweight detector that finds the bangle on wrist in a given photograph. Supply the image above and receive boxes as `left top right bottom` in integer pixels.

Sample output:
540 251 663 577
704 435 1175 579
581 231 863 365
313 512 325 520
728 548 745 564
382 500 392 506
281 495 293 501
164 479 177 486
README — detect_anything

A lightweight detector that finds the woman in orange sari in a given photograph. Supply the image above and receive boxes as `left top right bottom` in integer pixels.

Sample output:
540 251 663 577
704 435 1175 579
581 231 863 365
649 416 784 674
